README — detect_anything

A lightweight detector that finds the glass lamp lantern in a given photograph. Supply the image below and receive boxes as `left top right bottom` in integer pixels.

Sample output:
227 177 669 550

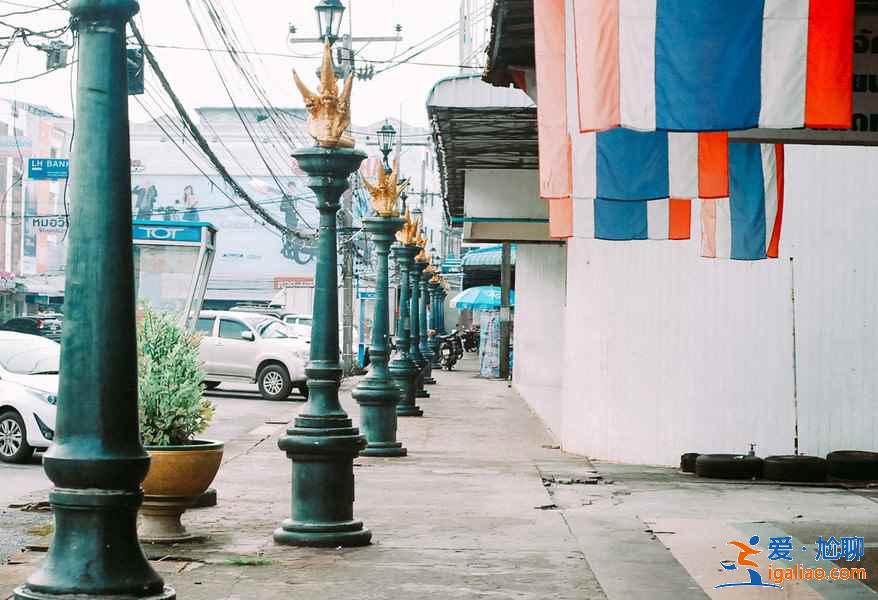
315 0 345 44
377 120 397 168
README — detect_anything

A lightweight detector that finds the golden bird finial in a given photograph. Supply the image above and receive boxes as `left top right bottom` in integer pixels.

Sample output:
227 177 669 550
395 209 419 245
363 157 409 217
292 41 355 148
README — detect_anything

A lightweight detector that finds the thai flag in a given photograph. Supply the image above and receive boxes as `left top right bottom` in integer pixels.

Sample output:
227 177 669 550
573 0 854 132
574 197 693 241
701 144 784 260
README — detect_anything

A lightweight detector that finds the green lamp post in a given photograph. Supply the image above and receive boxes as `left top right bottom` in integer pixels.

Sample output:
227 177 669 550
15 2 175 599
389 239 422 417
428 278 442 365
352 156 408 456
409 250 430 400
274 40 371 548
441 286 450 334
420 264 437 385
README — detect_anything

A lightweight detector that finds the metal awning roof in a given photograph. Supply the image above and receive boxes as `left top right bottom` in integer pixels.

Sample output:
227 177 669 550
483 0 535 87
427 74 537 225
462 244 517 268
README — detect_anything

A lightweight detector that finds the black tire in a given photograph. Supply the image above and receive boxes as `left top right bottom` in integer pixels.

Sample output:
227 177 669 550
203 381 221 391
680 453 700 473
257 364 293 401
762 455 827 483
695 454 763 480
296 384 309 399
0 410 35 464
826 450 878 481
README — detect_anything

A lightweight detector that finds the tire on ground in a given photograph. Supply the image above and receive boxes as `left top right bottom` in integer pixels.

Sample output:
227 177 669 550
257 364 293 401
762 455 827 483
680 453 700 473
695 454 763 480
296 384 309 399
0 410 35 464
826 450 878 481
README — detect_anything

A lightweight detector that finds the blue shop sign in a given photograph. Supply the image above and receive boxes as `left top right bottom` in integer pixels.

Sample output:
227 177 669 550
357 290 377 300
28 158 69 180
133 222 204 243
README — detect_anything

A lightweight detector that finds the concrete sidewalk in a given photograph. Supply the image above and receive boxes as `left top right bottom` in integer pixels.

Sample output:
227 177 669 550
1 358 605 600
2 356 876 599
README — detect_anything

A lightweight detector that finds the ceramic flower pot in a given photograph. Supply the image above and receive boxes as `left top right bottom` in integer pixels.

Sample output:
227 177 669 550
139 439 224 543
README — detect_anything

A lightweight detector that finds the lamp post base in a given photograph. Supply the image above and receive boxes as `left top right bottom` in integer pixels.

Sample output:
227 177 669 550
14 588 177 600
275 418 370 548
273 520 372 548
353 378 407 458
360 442 407 457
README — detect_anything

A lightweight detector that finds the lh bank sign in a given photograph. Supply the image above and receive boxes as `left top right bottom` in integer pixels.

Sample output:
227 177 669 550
28 159 69 181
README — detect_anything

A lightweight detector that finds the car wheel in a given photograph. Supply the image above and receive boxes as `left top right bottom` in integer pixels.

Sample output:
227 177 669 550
257 364 293 401
695 454 763 480
203 381 221 391
762 455 827 483
826 450 878 481
296 384 309 399
0 411 35 464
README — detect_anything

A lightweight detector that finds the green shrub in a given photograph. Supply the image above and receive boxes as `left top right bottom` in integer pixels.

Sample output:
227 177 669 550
137 308 213 446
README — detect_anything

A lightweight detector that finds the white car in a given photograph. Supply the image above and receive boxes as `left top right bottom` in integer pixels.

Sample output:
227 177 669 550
196 311 309 401
0 332 59 463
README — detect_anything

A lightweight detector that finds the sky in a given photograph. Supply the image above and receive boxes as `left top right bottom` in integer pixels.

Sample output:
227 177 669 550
0 0 488 129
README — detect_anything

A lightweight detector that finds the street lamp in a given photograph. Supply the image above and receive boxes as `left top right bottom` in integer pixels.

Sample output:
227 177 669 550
377 120 397 170
315 0 346 45
275 40 370 548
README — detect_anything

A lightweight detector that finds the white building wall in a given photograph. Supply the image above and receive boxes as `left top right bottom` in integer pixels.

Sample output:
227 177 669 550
513 244 567 438
560 145 878 466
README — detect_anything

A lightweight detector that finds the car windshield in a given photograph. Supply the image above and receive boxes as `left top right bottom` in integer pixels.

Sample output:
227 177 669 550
0 338 60 375
258 320 293 339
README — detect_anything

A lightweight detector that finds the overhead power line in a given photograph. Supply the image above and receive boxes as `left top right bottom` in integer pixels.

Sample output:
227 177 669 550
129 19 311 241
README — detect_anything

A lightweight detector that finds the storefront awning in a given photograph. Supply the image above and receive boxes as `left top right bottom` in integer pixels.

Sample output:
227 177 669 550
426 74 537 224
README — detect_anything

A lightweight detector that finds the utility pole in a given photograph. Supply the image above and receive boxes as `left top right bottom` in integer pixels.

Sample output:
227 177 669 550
499 242 512 380
341 187 355 375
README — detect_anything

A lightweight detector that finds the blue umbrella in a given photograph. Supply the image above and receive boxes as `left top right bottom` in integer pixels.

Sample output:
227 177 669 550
449 286 515 311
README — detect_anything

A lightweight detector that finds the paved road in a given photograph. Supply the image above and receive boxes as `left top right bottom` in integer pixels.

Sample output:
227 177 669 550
0 383 301 563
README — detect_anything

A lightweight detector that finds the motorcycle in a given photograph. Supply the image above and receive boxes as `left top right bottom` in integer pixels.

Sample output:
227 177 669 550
462 327 479 353
439 330 464 371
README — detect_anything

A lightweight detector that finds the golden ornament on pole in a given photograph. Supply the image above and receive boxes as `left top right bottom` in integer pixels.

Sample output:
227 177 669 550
292 41 355 148
362 157 409 217
395 209 420 246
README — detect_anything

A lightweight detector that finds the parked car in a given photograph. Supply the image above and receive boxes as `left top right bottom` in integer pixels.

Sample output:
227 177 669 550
195 311 309 400
280 314 370 367
0 332 59 463
229 304 296 321
1 314 63 342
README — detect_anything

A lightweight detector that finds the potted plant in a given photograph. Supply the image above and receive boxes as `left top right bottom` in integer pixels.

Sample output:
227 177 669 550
137 308 223 543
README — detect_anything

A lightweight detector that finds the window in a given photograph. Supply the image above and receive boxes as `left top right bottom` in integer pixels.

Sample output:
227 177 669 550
219 319 250 340
195 317 215 336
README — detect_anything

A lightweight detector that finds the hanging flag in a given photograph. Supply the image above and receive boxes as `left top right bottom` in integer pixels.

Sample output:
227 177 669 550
701 144 784 260
575 197 692 240
573 0 854 132
535 0 572 201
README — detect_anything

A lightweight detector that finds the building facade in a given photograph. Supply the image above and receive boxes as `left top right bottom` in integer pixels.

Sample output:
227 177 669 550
0 98 71 319
438 0 878 466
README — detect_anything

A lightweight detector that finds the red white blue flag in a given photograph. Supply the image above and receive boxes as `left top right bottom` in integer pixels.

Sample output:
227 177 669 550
701 144 785 260
573 0 854 132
